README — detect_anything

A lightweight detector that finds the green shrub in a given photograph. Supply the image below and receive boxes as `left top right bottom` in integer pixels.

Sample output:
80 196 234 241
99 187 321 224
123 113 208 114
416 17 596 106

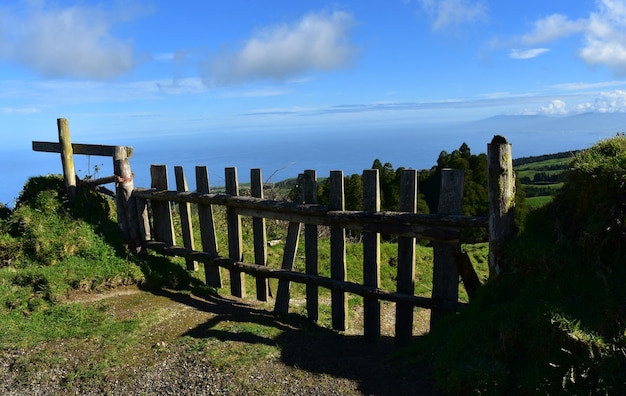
415 136 626 394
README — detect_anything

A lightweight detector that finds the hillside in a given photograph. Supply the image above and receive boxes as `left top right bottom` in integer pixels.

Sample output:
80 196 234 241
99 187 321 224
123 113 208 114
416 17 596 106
513 151 576 208
413 136 626 394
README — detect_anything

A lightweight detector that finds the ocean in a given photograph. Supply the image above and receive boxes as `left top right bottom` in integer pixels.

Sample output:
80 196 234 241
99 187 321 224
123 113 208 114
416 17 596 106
1 116 616 207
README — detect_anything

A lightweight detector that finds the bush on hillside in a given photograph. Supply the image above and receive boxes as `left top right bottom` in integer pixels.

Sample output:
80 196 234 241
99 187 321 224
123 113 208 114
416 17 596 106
414 136 626 394
552 136 626 266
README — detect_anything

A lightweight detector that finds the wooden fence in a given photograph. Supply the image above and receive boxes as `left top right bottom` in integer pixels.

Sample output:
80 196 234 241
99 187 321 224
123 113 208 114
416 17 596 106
33 118 516 346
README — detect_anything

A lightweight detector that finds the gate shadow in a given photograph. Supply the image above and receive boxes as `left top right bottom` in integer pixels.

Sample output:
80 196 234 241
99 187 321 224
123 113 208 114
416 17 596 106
151 288 435 396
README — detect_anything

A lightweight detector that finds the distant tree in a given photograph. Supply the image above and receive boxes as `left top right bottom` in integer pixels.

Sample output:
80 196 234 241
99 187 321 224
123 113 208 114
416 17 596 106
316 173 364 210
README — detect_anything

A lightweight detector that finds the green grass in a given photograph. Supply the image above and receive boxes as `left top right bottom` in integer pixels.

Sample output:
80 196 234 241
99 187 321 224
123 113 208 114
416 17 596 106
525 195 554 209
413 136 626 394
0 172 490 391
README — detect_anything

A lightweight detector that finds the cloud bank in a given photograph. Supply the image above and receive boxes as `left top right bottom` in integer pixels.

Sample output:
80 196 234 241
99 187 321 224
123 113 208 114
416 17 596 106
201 11 356 86
0 2 144 79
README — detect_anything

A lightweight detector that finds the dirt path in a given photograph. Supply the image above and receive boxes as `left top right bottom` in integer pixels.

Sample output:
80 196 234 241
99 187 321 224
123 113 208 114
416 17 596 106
1 287 436 395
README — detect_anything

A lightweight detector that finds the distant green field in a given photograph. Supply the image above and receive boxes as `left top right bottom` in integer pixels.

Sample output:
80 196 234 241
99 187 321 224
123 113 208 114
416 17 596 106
525 195 553 209
514 154 573 208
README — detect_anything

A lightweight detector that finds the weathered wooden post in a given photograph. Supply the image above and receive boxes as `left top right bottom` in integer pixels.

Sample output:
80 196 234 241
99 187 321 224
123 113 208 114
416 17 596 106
431 169 463 326
57 118 76 201
113 145 142 252
195 166 222 287
251 168 269 301
303 170 319 321
174 166 198 271
274 174 304 314
487 135 516 279
396 169 417 346
329 170 347 331
150 165 176 246
225 167 245 298
363 169 381 343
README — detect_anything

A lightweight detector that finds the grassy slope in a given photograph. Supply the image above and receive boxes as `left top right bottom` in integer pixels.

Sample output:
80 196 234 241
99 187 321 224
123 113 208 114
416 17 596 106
413 136 626 394
0 173 488 392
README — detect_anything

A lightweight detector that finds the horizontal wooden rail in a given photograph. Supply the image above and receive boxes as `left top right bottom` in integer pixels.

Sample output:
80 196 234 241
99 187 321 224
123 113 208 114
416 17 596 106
32 141 133 158
146 241 467 312
133 188 487 242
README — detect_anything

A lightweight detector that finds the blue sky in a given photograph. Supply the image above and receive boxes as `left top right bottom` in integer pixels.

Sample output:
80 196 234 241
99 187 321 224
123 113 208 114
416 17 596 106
2 0 626 203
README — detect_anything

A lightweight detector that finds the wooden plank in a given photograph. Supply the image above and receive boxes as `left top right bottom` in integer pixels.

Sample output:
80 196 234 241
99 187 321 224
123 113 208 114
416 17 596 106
195 166 222 288
32 141 133 158
251 168 269 301
225 167 245 298
150 165 175 246
329 170 347 331
57 118 76 202
146 240 467 311
303 170 319 322
132 188 488 234
431 169 463 327
274 221 302 313
175 166 197 271
487 135 516 278
395 169 417 346
362 169 381 342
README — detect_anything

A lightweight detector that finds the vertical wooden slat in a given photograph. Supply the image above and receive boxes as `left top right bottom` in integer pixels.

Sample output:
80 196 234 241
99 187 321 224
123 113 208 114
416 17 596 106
274 174 304 314
488 135 516 279
135 196 152 247
57 118 76 201
329 170 347 331
274 220 302 313
114 146 142 252
195 166 222 288
150 165 175 246
431 169 463 327
303 170 319 322
174 166 198 271
225 167 245 298
362 169 381 342
395 169 417 346
251 168 269 301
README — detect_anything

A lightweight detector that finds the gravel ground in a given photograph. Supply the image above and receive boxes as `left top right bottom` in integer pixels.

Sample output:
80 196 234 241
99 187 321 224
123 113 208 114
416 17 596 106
0 288 436 395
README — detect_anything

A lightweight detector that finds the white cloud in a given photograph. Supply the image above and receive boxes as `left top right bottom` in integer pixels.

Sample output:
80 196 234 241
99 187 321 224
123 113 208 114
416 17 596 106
514 0 626 75
202 11 356 86
0 2 145 79
509 48 550 60
550 80 626 90
1 107 40 114
579 0 626 75
577 90 626 112
539 99 567 115
418 0 487 31
521 14 586 45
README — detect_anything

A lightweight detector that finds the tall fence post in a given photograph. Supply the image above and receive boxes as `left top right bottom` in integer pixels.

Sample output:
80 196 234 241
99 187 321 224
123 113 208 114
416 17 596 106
363 169 381 343
274 174 304 314
251 168 269 301
487 135 516 279
226 167 245 298
395 169 417 346
329 170 347 331
431 169 463 326
303 170 319 322
195 166 222 287
174 166 198 271
57 118 76 202
113 146 142 252
150 165 175 246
